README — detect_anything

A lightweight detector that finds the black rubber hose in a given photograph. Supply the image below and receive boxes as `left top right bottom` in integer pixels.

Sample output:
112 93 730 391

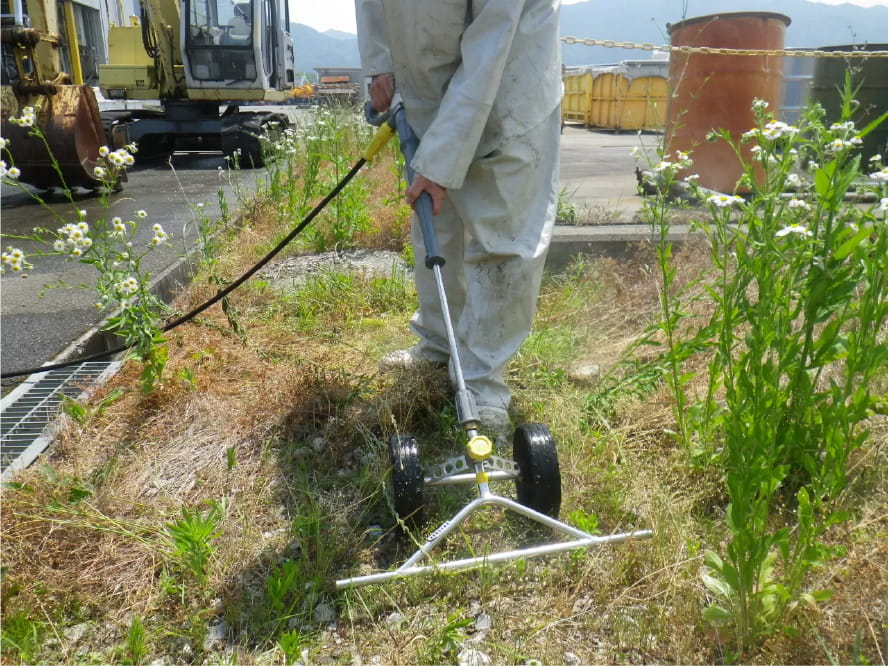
1 157 367 380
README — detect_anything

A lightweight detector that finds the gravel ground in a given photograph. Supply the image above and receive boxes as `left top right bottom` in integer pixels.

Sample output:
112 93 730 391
259 250 410 291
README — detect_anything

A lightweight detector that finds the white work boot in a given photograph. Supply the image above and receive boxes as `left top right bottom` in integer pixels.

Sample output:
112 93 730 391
476 405 512 450
379 347 448 373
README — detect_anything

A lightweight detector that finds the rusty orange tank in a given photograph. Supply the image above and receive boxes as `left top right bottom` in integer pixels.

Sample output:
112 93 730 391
665 12 791 193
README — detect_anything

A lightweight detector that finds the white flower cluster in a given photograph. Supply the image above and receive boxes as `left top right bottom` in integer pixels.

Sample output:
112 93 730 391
826 137 862 153
150 222 169 246
786 173 804 189
744 120 799 143
1 246 31 273
0 159 21 180
647 150 694 182
118 276 139 296
752 99 769 112
825 121 864 153
97 144 136 170
55 220 94 257
110 216 128 235
707 194 745 208
7 106 36 128
775 222 813 238
869 166 888 182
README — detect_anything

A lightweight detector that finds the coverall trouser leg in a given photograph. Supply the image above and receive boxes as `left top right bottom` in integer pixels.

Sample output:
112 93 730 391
408 107 561 411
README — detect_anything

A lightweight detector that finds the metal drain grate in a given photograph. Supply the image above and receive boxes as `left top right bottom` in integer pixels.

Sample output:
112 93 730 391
1 361 122 479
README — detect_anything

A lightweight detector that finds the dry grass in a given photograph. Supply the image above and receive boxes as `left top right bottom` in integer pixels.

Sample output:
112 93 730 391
1 146 886 666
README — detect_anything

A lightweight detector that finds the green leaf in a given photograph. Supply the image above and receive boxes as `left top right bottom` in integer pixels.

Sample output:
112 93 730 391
702 604 732 624
703 549 724 572
857 110 888 139
797 487 813 526
834 224 872 261
67 486 92 504
813 162 835 199
702 573 732 600
802 589 834 606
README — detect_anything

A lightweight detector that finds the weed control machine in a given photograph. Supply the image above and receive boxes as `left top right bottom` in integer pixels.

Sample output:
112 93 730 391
335 104 652 590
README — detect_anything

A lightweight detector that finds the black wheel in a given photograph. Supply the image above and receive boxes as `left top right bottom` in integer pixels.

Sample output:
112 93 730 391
513 423 561 517
389 434 424 526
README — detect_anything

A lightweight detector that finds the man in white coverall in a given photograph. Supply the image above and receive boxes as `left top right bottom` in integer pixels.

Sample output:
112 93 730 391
355 0 562 436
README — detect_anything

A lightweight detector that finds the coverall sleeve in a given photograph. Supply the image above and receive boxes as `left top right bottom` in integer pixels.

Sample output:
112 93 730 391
410 0 528 190
355 0 393 76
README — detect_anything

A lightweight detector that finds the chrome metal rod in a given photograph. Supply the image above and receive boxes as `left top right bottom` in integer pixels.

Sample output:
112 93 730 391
335 528 653 589
425 470 517 487
432 262 465 392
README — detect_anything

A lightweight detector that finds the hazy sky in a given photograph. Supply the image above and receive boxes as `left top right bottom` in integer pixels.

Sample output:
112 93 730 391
291 0 887 34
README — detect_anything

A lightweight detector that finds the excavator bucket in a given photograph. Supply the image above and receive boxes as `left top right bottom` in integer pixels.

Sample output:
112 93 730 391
1 84 109 191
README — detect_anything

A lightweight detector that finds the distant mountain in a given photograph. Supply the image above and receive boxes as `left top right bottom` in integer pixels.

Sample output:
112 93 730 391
323 29 358 41
290 23 360 77
293 0 887 71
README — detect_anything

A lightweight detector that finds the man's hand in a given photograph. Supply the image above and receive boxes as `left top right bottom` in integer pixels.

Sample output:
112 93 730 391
369 73 395 112
406 173 447 216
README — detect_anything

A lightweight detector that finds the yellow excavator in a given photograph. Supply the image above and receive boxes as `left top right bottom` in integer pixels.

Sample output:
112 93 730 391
99 0 295 165
1 0 295 189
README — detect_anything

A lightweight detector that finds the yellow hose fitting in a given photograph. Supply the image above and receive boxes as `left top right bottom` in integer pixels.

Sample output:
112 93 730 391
362 123 396 161
476 471 490 485
466 435 493 461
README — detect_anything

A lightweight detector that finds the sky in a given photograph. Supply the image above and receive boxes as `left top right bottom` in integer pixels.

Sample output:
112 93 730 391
290 0 888 34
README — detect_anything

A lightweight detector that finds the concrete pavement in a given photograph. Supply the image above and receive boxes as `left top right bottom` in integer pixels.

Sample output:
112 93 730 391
547 124 695 272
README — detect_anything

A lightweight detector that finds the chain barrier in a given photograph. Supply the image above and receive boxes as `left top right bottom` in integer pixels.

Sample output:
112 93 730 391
561 36 888 58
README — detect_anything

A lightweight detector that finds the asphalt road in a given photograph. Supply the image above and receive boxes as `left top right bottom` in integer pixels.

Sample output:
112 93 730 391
0 147 279 390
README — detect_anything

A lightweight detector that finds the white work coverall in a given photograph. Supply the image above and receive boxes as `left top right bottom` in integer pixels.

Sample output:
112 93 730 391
356 0 562 412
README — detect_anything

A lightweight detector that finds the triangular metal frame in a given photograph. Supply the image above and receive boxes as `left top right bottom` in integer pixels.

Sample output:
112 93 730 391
335 477 652 589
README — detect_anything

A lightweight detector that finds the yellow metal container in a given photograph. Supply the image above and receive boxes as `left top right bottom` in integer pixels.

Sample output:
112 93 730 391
590 71 625 128
563 62 668 131
98 65 159 98
562 70 594 125
620 75 668 130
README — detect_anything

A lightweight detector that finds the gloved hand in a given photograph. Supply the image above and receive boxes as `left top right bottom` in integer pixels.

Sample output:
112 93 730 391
406 173 447 215
369 73 395 112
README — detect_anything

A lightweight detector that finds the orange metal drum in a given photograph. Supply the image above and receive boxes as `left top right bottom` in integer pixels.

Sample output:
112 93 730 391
665 12 791 193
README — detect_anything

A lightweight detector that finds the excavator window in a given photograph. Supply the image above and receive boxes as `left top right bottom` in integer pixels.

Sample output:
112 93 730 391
185 0 257 82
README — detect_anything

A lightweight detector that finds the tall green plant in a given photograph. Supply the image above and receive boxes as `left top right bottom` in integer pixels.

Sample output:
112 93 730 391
1 107 168 393
648 87 887 655
634 145 704 450
279 106 374 252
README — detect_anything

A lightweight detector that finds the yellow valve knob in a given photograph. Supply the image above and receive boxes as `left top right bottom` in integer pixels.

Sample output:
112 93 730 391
362 123 396 161
466 435 493 461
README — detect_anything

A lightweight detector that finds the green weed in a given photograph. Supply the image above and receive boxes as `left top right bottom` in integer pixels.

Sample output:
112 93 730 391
418 610 472 663
0 609 43 664
163 500 225 592
123 616 148 665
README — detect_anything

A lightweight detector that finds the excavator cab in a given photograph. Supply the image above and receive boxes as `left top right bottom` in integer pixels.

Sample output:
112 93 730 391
99 0 294 166
182 0 294 94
